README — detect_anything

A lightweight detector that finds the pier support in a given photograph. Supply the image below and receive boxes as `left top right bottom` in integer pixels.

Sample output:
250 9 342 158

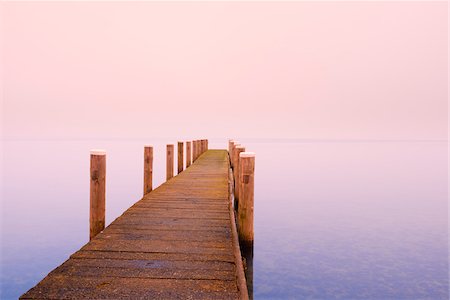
186 141 191 168
90 150 106 240
228 139 234 165
143 145 153 195
238 152 255 245
166 144 174 180
230 141 238 168
233 145 246 207
197 140 201 158
177 141 184 174
193 140 197 162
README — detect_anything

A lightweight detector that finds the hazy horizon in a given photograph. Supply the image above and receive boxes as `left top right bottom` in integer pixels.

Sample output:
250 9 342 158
1 1 448 141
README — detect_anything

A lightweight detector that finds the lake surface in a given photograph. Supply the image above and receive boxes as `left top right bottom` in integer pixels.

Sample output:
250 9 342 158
1 139 448 299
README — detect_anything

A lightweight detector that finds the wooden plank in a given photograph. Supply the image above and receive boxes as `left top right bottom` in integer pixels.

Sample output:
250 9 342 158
51 260 236 280
97 231 231 243
21 276 239 299
21 150 247 300
71 250 236 263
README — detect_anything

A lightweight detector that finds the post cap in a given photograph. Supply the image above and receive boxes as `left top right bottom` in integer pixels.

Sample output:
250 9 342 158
144 144 153 148
240 152 255 158
90 149 106 155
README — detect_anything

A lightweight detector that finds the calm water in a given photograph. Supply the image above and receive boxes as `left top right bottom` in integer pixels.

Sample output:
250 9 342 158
1 139 448 299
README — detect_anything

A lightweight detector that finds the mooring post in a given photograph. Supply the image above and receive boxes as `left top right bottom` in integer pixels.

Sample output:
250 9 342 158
166 144 174 181
228 139 234 165
143 145 153 195
233 145 246 206
238 152 255 245
177 141 184 174
90 150 106 240
186 141 192 168
193 140 197 162
197 140 200 160
230 141 238 168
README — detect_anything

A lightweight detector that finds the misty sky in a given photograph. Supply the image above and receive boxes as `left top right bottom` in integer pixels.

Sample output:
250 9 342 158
1 1 448 140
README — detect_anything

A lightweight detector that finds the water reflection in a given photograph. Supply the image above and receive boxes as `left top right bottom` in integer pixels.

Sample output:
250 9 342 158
242 242 254 300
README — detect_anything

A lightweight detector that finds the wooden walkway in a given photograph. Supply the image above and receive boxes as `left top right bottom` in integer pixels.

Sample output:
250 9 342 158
21 150 248 299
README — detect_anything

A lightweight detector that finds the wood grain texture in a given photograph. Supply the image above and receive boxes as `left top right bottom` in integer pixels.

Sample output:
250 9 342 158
21 150 247 300
177 141 184 174
166 144 174 181
90 152 106 240
143 146 153 195
238 153 255 245
186 141 192 168
233 146 246 206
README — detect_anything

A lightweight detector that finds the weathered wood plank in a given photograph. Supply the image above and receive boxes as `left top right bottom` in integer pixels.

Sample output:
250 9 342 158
71 250 236 263
22 276 239 299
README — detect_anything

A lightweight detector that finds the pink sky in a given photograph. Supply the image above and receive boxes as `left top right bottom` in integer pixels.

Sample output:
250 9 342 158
1 1 448 140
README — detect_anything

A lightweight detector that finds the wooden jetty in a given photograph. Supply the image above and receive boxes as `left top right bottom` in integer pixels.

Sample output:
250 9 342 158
21 146 252 299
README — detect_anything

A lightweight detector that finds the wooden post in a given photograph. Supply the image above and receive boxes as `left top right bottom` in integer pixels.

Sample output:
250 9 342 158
198 139 202 155
90 150 106 240
177 141 184 174
230 141 238 168
186 141 192 168
238 152 255 245
206 139 208 150
192 140 197 162
233 145 246 204
197 140 200 160
228 139 234 166
201 139 205 154
143 145 153 195
166 144 174 181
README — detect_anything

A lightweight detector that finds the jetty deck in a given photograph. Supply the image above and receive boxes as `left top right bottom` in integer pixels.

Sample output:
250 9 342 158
21 150 247 299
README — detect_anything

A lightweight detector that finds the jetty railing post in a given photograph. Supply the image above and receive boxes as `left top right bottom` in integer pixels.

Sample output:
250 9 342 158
228 139 234 165
233 145 246 207
197 140 200 160
197 140 200 158
186 141 192 168
193 140 197 162
166 144 174 181
238 152 255 245
143 145 153 195
177 141 184 174
90 150 106 240
230 141 238 168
